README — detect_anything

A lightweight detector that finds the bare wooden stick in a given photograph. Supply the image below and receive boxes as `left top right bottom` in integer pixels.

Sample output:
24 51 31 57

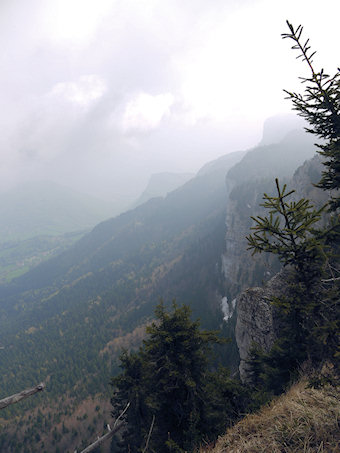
76 402 130 453
0 383 45 410
77 420 125 453
321 276 340 283
112 401 130 428
142 414 155 453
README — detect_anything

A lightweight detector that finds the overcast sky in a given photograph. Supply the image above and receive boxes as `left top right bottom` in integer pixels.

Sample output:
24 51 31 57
1 0 339 206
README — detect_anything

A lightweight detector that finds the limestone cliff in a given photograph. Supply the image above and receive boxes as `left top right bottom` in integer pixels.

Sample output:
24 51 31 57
221 127 316 305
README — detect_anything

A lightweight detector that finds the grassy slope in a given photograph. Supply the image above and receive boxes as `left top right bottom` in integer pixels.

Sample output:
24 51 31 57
201 378 340 453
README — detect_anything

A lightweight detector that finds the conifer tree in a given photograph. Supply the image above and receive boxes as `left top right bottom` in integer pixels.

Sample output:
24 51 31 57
281 21 340 365
111 351 149 452
110 302 244 452
246 178 326 278
246 179 329 387
282 21 340 212
245 22 340 392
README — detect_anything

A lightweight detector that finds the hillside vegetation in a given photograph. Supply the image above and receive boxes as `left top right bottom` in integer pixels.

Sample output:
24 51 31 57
201 376 340 453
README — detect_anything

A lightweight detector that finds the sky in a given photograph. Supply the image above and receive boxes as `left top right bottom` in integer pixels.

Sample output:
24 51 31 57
0 0 339 208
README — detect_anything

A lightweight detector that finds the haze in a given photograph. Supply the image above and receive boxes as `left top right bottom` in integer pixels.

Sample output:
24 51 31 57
1 0 339 209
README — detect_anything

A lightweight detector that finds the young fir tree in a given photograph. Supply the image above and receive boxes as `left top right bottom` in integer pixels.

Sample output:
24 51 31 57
246 179 329 391
246 178 326 277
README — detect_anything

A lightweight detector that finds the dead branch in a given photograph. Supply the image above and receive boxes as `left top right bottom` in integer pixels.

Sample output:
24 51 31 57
142 414 155 453
75 402 130 453
76 420 125 453
321 276 340 283
113 401 130 428
0 383 45 410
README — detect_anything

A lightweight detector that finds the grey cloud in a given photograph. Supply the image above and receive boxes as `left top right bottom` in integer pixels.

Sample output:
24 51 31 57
0 0 337 208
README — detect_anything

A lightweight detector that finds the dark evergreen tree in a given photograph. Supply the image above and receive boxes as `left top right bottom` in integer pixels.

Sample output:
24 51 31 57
110 302 245 452
111 351 150 452
142 302 221 452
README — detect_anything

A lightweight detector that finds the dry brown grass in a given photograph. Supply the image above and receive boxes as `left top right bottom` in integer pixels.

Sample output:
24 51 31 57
201 380 340 453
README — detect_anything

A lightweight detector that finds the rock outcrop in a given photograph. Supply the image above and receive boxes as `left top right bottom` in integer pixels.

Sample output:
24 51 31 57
235 268 295 382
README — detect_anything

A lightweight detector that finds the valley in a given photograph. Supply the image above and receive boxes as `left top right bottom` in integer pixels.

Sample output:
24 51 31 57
0 124 321 452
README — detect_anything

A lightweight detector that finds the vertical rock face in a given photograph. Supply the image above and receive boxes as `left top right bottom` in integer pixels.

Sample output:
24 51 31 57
235 287 276 382
259 114 305 146
235 268 295 382
222 176 276 300
221 130 316 302
291 154 328 207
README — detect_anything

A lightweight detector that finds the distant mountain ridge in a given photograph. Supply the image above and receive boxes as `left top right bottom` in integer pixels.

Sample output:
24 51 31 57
259 114 305 146
131 172 194 208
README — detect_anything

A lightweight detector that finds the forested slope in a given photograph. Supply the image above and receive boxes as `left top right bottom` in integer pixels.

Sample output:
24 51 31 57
0 151 243 403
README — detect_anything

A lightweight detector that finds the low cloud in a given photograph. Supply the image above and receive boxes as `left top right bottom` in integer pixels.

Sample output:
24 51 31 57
121 92 174 133
0 0 338 205
48 75 107 108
